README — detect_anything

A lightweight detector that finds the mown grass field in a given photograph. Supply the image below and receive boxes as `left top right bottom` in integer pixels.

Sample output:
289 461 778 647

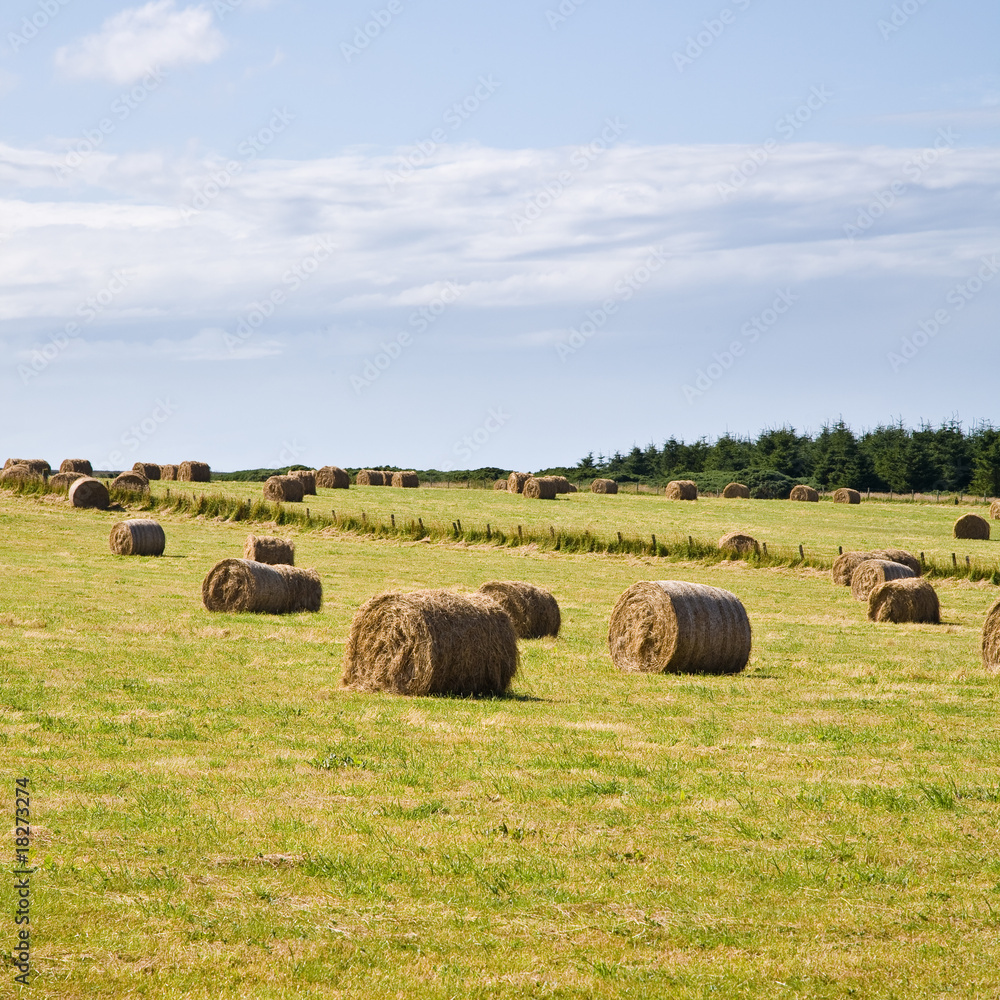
3 486 1000 998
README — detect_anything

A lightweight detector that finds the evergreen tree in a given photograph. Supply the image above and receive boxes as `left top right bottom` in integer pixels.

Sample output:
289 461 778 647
753 426 811 477
969 425 1000 497
811 421 874 490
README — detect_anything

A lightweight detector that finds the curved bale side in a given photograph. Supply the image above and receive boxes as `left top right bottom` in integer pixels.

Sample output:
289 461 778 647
833 488 861 504
49 471 87 492
789 485 820 502
391 471 419 488
110 519 166 556
68 477 109 509
133 462 161 480
111 472 150 494
478 580 560 639
316 466 350 489
178 461 211 482
0 465 44 487
507 472 531 494
342 589 518 696
850 559 916 601
263 475 304 502
202 559 321 613
954 513 990 540
983 598 1000 670
160 464 178 481
60 459 92 475
722 482 750 499
665 480 698 501
243 534 295 566
991 500 1000 520
493 479 509 491
523 476 557 500
591 478 618 494
289 470 317 495
356 470 386 486
868 578 940 624
718 531 760 557
608 580 752 675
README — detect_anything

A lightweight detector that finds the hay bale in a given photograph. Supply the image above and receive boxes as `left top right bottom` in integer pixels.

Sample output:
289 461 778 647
565 482 578 493
789 485 819 502
109 518 166 556
6 458 50 475
591 478 618 494
133 462 161 480
990 500 1000 520
478 580 560 638
243 534 295 565
356 470 385 486
178 461 211 482
982 598 1000 669
159 464 177 481
68 477 109 509
111 471 149 493
391 471 419 488
59 459 92 475
608 580 751 675
523 476 557 500
833 488 861 504
288 470 317 495
316 466 350 489
49 471 87 492
263 475 304 502
202 559 322 613
342 589 518 696
954 513 990 540
508 472 531 494
877 549 922 576
832 549 922 586
867 577 940 624
493 479 508 491
850 559 916 601
549 476 572 494
0 464 43 486
722 482 750 499
665 480 698 500
718 531 760 557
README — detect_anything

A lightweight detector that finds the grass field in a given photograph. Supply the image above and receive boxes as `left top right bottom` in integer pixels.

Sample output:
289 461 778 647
3 486 1000 998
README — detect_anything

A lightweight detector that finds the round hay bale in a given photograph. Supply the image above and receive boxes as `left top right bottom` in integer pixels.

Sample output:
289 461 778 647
478 580 560 638
722 482 750 499
832 549 922 586
5 458 50 475
549 476 572 494
850 559 916 601
867 578 940 624
591 478 618 494
982 598 1000 670
177 461 211 483
391 471 419 488
342 589 518 696
59 459 92 475
288 470 317 495
493 479 508 491
68 477 109 509
833 488 861 504
0 464 43 486
133 462 161 480
160 464 178 481
665 480 698 501
718 531 760 557
523 476 557 500
508 472 531 494
110 518 166 556
112 471 149 493
954 513 990 540
876 548 922 576
243 534 295 565
263 475 304 502
789 485 819 502
202 558 322 614
316 466 350 489
49 471 87 492
608 580 751 675
990 500 1000 520
356 470 385 486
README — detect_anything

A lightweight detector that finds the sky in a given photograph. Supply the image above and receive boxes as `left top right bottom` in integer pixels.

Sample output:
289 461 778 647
1 0 998 472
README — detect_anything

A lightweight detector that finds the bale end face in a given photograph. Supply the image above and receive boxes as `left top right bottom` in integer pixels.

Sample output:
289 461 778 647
833 488 861 504
316 466 350 489
111 471 150 494
68 477 109 509
867 578 940 624
507 472 531 494
990 500 1000 521
665 480 698 501
478 580 560 638
591 478 618 494
718 532 760 557
789 485 819 502
493 479 509 491
523 476 557 500
722 482 750 499
954 513 990 540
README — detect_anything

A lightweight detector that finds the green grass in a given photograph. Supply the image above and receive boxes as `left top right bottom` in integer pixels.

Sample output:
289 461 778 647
2 487 1000 998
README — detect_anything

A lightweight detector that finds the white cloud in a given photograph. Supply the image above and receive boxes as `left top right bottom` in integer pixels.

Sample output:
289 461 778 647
54 1 226 85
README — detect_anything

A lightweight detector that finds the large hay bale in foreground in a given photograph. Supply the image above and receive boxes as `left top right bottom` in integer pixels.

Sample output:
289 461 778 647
288 470 317 495
508 472 531 494
523 476 557 500
391 471 419 488
868 578 940 624
110 519 166 556
954 513 990 540
316 466 350 489
178 461 211 482
833 488 861 504
665 480 698 501
68 477 109 509
494 479 508 491
478 580 560 639
263 475 304 502
718 531 760 557
59 459 92 475
850 559 916 601
832 549 922 586
591 478 618 494
133 462 161 480
608 580 751 675
160 464 178 481
202 559 321 613
0 464 43 486
243 534 295 565
722 482 750 499
789 485 819 502
991 500 1000 521
356 470 385 486
49 471 87 492
982 598 1000 669
112 471 149 493
342 589 518 696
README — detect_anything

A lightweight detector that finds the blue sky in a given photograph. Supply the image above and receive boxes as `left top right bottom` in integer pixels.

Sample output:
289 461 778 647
1 0 998 471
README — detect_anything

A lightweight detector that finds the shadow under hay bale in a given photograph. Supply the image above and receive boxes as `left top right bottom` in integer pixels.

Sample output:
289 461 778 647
356 470 385 486
665 480 698 500
789 485 819 502
263 476 304 502
68 477 109 509
110 519 166 556
288 470 317 495
178 461 211 482
112 471 149 494
316 466 350 489
591 478 618 494
832 549 922 586
718 531 760 557
868 578 940 624
478 580 560 638
133 462 161 480
202 559 321 613
608 580 751 675
391 471 419 488
494 479 508 491
850 559 916 601
954 513 990 540
160 464 178 481
507 472 531 494
983 598 1000 670
49 471 87 492
59 459 92 475
342 589 518 696
722 482 750 499
523 476 557 500
243 534 295 565
833 488 861 504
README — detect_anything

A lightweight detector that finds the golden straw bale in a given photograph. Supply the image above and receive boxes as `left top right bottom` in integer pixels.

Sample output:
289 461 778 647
342 589 518 696
5 458 50 475
288 470 317 495
0 465 43 487
991 500 1000 520
356 470 385 486
316 466 350 489
177 461 211 482
549 476 572 494
68 477 109 509
391 471 419 488
591 478 618 494
478 580 560 638
109 519 166 556
59 459 92 475
133 462 161 480
850 559 916 601
877 549 922 576
867 578 940 624
523 476 557 500
954 513 990 540
832 549 921 586
789 485 819 502
263 476 304 502
608 580 751 675
243 534 295 565
718 531 760 557
722 482 750 499
111 471 149 494
49 471 87 492
160 464 178 481
665 480 698 500
833 488 861 504
982 598 1000 669
507 472 531 494
202 559 321 613
493 479 508 491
